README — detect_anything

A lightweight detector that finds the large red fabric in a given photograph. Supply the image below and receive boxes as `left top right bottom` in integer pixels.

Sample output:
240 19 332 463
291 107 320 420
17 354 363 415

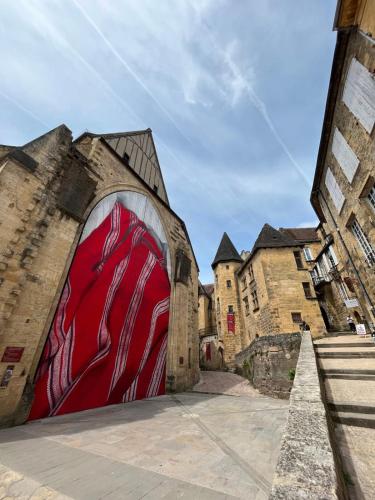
29 202 170 420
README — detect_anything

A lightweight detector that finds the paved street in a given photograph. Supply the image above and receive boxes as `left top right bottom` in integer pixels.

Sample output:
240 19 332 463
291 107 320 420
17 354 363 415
0 373 288 499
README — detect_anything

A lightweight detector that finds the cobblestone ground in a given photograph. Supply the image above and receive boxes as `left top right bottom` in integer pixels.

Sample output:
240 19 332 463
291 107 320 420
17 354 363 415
0 373 288 500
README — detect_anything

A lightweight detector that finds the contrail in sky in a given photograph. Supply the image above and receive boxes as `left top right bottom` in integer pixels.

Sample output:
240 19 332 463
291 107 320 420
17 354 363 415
192 5 310 187
0 90 49 128
70 0 194 146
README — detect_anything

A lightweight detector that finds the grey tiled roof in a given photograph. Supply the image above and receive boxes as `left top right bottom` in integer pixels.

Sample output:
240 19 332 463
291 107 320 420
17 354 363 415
212 232 242 268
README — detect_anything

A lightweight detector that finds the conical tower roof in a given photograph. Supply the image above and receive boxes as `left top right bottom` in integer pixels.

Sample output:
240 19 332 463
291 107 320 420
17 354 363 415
212 232 242 268
251 224 299 253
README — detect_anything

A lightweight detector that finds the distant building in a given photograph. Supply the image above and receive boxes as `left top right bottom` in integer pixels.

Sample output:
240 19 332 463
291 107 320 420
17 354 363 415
310 0 375 330
203 226 327 366
237 225 326 342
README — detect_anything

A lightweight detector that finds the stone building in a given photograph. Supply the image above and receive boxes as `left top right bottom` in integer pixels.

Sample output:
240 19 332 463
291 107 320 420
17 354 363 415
211 233 249 365
0 125 199 426
198 283 223 369
205 226 327 366
237 225 326 342
310 0 375 331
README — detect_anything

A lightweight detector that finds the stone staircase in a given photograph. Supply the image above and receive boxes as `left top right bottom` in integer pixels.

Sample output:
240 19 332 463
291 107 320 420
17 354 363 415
314 333 375 497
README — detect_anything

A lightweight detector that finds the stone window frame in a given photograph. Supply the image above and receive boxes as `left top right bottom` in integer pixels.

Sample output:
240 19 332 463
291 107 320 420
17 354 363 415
350 218 375 267
251 289 259 312
291 312 302 324
228 305 234 313
241 276 247 291
226 279 232 288
302 282 313 299
243 296 250 316
293 250 305 270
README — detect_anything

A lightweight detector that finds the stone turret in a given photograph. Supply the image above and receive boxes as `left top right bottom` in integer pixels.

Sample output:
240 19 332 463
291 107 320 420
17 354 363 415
212 233 246 366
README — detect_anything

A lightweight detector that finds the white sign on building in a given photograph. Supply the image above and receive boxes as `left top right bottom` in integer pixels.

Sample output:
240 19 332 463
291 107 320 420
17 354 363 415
344 298 359 308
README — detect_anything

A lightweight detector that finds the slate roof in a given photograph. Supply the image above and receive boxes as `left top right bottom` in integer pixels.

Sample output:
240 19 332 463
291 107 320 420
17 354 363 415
279 227 320 243
212 232 242 268
198 283 214 297
237 224 303 276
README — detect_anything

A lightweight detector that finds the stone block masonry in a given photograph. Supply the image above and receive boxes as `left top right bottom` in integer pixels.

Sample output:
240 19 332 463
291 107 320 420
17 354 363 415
235 332 301 399
269 332 346 499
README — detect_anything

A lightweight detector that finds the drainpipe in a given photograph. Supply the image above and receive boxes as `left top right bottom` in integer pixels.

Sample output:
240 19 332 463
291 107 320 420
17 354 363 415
319 190 375 319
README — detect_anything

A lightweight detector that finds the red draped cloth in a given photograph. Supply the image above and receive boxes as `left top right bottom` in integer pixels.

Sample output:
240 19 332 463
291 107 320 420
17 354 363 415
29 202 170 420
227 313 235 333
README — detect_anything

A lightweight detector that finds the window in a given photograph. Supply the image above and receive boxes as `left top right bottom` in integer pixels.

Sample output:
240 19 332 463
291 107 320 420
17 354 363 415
294 251 304 270
226 265 229 270
337 281 349 301
228 305 234 313
153 184 158 194
327 246 338 267
243 296 250 315
248 264 254 281
216 298 220 314
215 274 218 285
325 167 345 213
226 280 232 288
303 247 313 262
351 219 375 266
368 184 375 212
241 276 247 291
123 152 130 165
291 312 302 323
251 290 259 311
302 282 312 299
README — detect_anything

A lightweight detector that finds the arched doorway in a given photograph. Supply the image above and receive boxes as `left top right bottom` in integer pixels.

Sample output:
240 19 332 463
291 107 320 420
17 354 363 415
353 311 362 325
320 306 331 331
29 191 171 419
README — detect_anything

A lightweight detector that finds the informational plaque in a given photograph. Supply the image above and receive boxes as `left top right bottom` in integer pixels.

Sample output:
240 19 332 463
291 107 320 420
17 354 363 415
1 347 24 363
344 298 359 308
356 323 366 336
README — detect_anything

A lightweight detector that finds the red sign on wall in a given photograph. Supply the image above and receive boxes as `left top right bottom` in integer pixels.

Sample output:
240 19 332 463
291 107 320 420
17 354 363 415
1 347 24 363
227 313 235 333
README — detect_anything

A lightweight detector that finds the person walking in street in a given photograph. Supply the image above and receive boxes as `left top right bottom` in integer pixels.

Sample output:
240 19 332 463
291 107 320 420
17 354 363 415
346 314 356 332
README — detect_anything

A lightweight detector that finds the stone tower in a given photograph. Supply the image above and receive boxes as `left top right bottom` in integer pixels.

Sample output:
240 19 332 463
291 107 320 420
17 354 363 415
212 233 246 366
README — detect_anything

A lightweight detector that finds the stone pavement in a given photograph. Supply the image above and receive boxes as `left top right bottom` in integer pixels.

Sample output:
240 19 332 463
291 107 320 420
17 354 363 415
315 334 375 499
0 373 288 499
192 370 260 397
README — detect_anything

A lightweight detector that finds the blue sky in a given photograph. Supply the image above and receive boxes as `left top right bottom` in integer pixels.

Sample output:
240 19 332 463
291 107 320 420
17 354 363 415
0 0 337 283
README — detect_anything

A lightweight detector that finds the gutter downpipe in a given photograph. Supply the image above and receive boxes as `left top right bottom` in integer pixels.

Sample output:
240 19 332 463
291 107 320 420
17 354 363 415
319 190 375 320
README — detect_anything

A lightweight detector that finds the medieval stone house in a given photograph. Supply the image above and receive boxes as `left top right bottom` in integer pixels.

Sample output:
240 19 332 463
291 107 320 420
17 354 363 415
0 125 199 426
310 0 375 332
201 226 327 366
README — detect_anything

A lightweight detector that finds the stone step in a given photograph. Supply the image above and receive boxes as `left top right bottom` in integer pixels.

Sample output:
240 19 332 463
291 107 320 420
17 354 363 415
331 411 375 429
323 373 375 380
314 342 375 349
327 402 375 414
317 352 375 359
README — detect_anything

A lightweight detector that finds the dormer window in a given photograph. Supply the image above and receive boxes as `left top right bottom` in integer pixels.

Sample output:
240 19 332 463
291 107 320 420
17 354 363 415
123 152 130 165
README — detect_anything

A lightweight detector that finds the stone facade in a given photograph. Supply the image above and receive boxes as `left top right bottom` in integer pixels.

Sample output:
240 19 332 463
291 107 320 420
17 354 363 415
204 226 328 368
0 125 199 426
311 4 375 332
235 333 301 399
238 243 327 342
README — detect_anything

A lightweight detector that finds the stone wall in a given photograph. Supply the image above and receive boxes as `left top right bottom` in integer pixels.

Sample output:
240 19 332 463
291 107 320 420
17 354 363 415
235 333 301 399
314 29 375 326
269 332 345 499
213 261 247 365
0 126 199 426
238 247 327 343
